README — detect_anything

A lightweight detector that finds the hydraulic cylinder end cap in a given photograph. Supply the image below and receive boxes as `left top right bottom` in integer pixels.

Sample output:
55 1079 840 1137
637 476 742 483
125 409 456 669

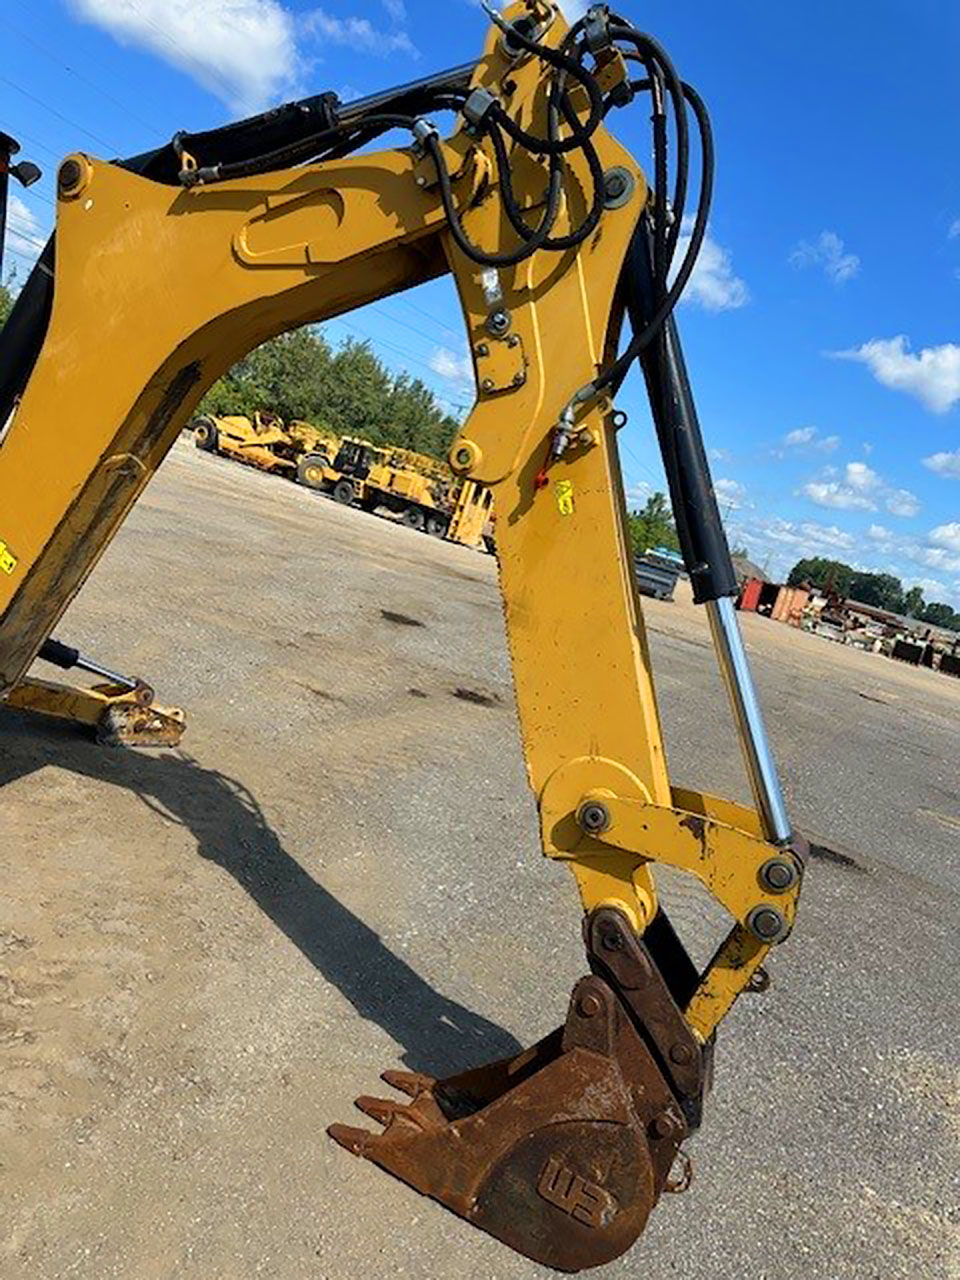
58 154 93 200
450 439 482 474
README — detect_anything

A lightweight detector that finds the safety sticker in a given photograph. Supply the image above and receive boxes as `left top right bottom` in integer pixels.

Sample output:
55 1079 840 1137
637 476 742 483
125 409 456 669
0 540 18 575
555 480 575 517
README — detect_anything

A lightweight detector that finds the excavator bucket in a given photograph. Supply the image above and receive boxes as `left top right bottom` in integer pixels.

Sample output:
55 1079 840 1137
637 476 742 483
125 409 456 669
329 909 707 1272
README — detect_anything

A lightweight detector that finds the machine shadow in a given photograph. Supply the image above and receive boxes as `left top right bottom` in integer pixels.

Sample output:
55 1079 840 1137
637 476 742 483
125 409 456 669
0 713 521 1074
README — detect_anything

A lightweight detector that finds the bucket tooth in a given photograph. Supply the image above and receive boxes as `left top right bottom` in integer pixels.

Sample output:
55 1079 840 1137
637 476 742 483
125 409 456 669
327 1123 376 1155
354 1095 412 1126
381 1069 435 1097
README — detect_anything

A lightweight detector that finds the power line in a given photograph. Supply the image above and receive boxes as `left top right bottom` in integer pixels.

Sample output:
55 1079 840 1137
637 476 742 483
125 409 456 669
325 316 473 413
12 184 57 211
390 294 467 344
0 73 120 152
0 15 166 137
0 124 63 164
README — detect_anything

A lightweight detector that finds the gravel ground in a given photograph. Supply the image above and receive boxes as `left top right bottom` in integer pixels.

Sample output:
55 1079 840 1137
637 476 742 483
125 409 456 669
1 439 958 1280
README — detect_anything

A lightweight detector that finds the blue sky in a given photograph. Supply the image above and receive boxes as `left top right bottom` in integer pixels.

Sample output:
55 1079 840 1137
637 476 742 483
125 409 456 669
3 0 959 603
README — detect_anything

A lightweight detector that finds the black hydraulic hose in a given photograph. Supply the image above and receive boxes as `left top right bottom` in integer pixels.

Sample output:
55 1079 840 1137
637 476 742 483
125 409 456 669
425 130 564 267
611 24 689 265
487 94 605 252
487 19 604 155
597 80 713 395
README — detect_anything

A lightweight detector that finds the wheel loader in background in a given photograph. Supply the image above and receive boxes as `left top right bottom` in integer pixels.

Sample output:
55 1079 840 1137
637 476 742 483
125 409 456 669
0 3 807 1270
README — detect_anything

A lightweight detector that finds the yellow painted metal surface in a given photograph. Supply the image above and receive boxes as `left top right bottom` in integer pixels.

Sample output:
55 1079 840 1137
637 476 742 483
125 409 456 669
0 1 796 1038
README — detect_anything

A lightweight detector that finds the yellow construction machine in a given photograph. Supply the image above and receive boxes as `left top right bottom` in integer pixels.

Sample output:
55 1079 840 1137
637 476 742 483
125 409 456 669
0 3 805 1268
298 432 493 546
193 409 340 477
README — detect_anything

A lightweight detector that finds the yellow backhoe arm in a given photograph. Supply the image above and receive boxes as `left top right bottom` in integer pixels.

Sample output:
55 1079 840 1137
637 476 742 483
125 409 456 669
0 3 804 1269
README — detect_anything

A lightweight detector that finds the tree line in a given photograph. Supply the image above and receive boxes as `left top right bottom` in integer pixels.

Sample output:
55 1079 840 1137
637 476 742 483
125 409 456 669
788 557 960 631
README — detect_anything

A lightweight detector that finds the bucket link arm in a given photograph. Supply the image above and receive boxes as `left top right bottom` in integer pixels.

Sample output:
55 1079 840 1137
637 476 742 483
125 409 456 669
0 4 804 1270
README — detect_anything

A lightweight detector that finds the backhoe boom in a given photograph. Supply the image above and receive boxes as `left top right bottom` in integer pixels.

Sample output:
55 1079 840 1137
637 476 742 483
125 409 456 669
0 4 804 1269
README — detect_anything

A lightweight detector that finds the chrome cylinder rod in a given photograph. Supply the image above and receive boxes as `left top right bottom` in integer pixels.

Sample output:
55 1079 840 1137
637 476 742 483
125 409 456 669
706 597 793 845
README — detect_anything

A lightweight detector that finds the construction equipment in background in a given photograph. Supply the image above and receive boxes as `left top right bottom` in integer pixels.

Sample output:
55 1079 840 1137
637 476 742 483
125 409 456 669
298 434 494 547
0 3 806 1268
196 413 495 550
4 638 185 746
193 410 339 478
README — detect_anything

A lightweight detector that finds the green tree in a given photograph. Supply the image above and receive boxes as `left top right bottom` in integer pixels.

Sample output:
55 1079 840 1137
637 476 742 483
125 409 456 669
0 280 14 330
919 601 960 632
626 493 680 556
903 585 925 618
787 557 855 595
848 571 904 613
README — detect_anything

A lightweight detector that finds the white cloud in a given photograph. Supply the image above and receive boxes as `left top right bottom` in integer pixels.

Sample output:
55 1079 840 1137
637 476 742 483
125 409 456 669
885 488 921 518
834 336 960 414
674 217 749 312
303 6 417 56
382 0 407 19
923 450 960 479
6 195 46 267
949 219 960 240
868 524 892 543
777 426 840 456
845 461 880 491
930 522 960 554
801 480 876 511
67 0 300 112
429 347 474 388
784 426 816 447
715 478 745 509
800 459 919 519
790 230 861 284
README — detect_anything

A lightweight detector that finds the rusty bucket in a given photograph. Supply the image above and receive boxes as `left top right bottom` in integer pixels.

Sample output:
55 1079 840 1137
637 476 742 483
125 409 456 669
329 908 707 1272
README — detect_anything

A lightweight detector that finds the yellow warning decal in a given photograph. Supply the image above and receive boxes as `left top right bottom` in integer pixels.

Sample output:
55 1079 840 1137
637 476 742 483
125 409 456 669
555 480 575 517
0 540 18 575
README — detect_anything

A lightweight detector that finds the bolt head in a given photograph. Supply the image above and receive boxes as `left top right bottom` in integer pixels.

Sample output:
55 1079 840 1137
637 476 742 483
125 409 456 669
605 173 627 198
653 1110 683 1140
760 858 799 893
669 1043 694 1066
454 447 473 467
486 309 511 337
747 905 787 943
481 377 495 393
578 801 611 835
512 371 526 387
577 992 602 1019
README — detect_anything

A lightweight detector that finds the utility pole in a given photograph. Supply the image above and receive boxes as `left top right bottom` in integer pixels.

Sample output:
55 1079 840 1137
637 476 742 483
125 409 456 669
0 131 42 283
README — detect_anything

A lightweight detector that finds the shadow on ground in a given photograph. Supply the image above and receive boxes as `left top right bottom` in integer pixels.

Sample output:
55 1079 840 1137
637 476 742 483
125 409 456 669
0 713 521 1074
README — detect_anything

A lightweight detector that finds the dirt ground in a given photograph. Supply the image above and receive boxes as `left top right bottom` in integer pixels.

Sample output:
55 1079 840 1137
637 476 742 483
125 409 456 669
2 440 958 1280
